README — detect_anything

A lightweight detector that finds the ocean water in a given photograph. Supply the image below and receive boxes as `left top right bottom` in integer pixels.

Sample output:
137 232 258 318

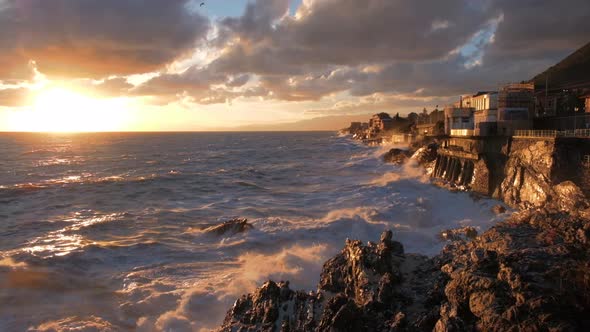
0 132 505 331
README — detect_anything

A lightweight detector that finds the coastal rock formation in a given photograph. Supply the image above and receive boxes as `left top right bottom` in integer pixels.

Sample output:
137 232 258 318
436 209 590 331
382 143 438 168
410 143 439 168
217 210 590 331
218 230 444 331
203 218 254 236
437 226 478 242
491 204 507 215
383 149 412 165
499 139 590 212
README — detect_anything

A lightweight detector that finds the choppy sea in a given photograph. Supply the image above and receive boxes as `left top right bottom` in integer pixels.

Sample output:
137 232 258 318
0 132 505 331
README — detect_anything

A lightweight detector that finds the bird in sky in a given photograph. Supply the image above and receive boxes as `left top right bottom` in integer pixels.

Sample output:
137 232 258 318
200 2 205 6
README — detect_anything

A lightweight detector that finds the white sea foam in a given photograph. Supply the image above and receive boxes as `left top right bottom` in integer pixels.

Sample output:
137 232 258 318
0 132 508 331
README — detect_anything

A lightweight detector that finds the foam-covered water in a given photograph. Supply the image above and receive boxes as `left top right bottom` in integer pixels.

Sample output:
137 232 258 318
0 132 505 331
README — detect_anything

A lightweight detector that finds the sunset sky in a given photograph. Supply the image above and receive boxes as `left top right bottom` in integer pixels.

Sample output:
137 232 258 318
0 0 589 132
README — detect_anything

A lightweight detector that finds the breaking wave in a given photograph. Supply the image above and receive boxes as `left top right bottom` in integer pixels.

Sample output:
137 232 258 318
0 132 507 331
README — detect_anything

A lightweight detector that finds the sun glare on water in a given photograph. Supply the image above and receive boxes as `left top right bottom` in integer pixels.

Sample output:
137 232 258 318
8 88 130 132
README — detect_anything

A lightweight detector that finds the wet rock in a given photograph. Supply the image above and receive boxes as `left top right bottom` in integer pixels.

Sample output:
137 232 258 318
411 143 438 166
491 204 507 215
437 226 478 242
498 140 589 212
203 218 253 236
554 181 589 213
435 210 590 331
217 211 590 331
219 280 322 332
383 148 412 165
217 231 444 332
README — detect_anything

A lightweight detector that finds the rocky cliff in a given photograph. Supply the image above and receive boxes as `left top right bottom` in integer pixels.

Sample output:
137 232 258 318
217 207 590 331
498 139 590 212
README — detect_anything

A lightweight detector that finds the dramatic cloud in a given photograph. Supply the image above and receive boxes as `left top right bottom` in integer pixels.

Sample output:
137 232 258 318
0 0 210 80
145 0 590 108
212 0 492 74
486 0 590 62
1 0 589 120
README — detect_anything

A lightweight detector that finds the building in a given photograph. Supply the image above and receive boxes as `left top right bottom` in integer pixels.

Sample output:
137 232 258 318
444 106 475 136
585 95 590 113
531 41 590 131
369 113 394 132
462 92 499 111
470 92 499 136
416 122 445 136
416 108 445 136
497 83 534 136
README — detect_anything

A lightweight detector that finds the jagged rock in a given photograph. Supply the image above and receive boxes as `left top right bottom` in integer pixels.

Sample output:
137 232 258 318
383 149 412 165
220 231 443 331
217 210 590 332
437 226 478 242
203 218 253 236
491 204 507 215
411 143 438 166
498 140 589 213
217 231 443 332
219 280 322 332
435 210 590 331
554 181 589 213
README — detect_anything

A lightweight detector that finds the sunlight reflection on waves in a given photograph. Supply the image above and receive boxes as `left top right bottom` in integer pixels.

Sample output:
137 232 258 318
19 212 126 258
0 132 509 331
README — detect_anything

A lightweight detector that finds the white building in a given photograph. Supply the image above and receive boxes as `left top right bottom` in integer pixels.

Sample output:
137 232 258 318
444 106 475 136
468 92 499 136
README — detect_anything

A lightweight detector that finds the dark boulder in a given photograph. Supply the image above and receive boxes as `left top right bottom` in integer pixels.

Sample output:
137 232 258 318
203 218 254 236
383 149 412 165
411 143 439 166
491 204 507 215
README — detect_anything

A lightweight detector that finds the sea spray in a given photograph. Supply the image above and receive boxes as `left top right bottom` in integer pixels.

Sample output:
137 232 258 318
0 132 506 331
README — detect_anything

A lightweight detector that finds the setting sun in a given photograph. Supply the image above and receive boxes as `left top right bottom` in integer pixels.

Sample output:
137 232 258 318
7 87 130 132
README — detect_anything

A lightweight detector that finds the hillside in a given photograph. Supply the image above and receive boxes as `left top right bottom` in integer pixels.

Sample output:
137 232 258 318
533 41 590 90
227 113 373 131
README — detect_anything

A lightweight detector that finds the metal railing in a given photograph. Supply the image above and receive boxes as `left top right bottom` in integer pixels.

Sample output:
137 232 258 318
514 129 590 138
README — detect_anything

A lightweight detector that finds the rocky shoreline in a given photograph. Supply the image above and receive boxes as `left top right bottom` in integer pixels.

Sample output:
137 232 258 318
215 139 590 332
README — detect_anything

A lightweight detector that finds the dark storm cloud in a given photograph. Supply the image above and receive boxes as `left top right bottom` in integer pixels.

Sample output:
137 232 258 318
485 0 590 64
0 0 210 80
226 74 252 88
8 0 584 108
195 0 590 106
132 66 228 97
167 0 589 106
209 0 493 75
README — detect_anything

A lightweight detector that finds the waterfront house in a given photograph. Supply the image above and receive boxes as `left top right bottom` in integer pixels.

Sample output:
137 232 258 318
369 112 394 132
416 108 445 136
444 105 475 136
497 83 534 136
470 92 499 136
